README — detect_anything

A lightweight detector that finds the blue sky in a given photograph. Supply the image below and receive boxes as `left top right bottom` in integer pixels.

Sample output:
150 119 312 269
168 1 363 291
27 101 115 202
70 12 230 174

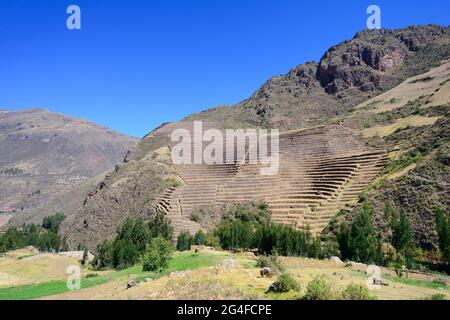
0 0 449 138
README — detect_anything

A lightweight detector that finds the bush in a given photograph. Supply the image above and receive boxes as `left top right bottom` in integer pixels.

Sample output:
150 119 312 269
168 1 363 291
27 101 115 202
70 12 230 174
423 293 446 300
302 275 336 300
342 284 375 300
142 237 174 272
256 255 284 272
268 273 300 293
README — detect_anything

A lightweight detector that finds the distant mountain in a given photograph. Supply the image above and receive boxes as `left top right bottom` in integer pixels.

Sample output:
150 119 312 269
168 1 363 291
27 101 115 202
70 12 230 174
0 108 138 225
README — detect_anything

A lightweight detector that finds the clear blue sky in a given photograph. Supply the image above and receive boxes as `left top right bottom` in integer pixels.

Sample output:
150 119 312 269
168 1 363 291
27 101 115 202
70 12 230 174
0 0 449 138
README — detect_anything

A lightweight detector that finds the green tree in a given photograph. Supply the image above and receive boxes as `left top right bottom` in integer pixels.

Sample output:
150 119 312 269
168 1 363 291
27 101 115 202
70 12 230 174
193 230 207 245
42 213 65 233
435 207 450 263
176 231 193 251
93 240 113 269
392 210 412 254
148 212 174 240
37 231 61 252
81 246 88 265
205 230 220 248
142 237 174 272
337 203 380 264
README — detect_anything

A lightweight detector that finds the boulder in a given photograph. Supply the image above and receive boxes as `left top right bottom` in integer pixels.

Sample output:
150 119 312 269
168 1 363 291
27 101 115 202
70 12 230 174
219 259 237 267
260 267 273 278
329 256 344 265
126 280 138 289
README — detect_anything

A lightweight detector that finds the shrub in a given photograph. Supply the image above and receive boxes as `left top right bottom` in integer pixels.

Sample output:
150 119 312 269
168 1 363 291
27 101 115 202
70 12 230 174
142 237 174 272
268 273 300 293
342 284 375 300
302 275 336 300
423 293 446 300
256 255 284 272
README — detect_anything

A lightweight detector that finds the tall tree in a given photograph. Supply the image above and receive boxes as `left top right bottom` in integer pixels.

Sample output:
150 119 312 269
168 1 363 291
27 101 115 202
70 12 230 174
392 210 412 254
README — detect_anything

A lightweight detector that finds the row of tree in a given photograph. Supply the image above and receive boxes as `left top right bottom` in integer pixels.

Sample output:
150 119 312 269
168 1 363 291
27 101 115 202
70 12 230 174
0 213 65 253
176 202 338 259
92 213 174 270
337 202 415 266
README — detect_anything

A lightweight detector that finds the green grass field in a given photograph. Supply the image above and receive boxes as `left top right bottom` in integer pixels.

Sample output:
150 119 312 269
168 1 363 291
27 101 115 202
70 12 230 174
0 251 234 300
0 275 108 300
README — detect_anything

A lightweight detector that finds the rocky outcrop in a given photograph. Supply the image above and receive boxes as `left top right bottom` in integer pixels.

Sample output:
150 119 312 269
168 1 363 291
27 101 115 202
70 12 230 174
185 25 450 130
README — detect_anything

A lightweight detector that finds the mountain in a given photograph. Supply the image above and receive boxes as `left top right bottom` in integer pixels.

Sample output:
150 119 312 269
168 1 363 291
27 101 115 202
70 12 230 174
61 25 450 250
185 25 450 129
0 108 138 226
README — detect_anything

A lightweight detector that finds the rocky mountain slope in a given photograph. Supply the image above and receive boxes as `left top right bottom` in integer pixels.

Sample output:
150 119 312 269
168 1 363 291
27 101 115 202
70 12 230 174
325 59 450 249
185 25 450 129
61 25 450 250
0 108 138 225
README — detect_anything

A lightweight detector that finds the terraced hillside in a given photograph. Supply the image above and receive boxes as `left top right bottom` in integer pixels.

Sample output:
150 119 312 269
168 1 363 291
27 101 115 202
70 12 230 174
148 124 387 237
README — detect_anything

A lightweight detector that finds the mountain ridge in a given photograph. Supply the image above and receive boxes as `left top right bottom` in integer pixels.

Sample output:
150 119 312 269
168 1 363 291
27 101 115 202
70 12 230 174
0 108 138 225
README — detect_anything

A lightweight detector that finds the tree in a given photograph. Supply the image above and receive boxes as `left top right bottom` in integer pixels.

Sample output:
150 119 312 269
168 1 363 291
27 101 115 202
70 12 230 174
337 223 351 260
337 203 380 264
392 210 412 254
42 213 65 233
93 240 113 269
37 231 61 252
176 231 193 251
435 207 450 264
142 237 174 272
81 246 88 265
0 227 26 253
205 230 220 248
193 230 207 245
148 212 174 240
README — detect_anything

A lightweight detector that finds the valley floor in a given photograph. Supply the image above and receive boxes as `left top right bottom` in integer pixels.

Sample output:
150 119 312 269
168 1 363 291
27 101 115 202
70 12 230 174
0 247 448 300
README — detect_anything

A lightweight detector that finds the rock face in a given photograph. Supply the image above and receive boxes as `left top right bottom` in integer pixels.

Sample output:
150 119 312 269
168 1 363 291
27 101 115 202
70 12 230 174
185 25 450 129
0 108 138 222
